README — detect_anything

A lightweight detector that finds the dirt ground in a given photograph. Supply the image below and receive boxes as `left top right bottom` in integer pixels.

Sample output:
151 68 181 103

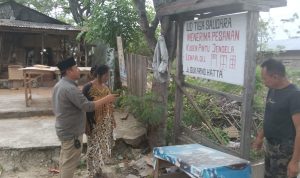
1 164 143 178
0 140 152 178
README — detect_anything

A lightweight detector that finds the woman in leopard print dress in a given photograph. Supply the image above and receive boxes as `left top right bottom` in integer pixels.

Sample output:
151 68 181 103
83 65 116 178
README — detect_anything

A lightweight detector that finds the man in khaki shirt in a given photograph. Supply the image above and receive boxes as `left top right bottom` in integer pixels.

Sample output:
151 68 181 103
52 57 117 178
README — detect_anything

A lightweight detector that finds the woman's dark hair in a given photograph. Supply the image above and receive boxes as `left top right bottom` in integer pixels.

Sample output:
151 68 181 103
261 58 286 77
90 65 98 78
95 64 109 77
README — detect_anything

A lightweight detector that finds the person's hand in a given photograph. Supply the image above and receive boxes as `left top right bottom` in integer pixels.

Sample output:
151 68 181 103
105 94 119 103
287 160 299 178
252 137 263 151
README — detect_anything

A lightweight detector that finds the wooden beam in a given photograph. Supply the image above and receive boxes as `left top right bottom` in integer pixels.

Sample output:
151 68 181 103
156 0 286 16
0 33 3 71
0 27 79 36
184 82 243 102
154 158 159 178
173 19 184 144
41 33 45 65
240 11 259 159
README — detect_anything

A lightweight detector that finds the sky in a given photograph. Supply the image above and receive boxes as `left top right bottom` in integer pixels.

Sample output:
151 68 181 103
146 0 299 40
260 0 300 40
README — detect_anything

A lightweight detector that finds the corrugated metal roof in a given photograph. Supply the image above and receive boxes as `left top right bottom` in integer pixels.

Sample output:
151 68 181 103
267 38 300 51
0 1 66 25
0 19 80 32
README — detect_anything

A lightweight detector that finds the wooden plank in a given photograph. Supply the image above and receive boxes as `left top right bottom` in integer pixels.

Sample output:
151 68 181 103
154 158 159 178
124 53 148 96
173 19 184 144
41 33 45 65
240 11 259 159
244 0 286 8
156 0 286 16
116 36 126 85
137 56 141 96
184 82 243 102
24 71 29 107
128 54 132 94
140 56 145 96
125 54 131 93
132 54 135 94
137 56 142 96
134 54 138 95
0 33 2 71
84 44 88 68
132 54 135 95
142 56 147 95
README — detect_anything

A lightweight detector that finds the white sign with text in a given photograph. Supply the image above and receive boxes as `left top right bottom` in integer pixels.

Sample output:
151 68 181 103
182 13 247 85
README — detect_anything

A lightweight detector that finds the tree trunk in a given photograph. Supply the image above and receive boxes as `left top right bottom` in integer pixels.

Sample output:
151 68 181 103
148 80 168 147
134 0 177 148
149 16 177 148
68 0 92 25
133 0 159 52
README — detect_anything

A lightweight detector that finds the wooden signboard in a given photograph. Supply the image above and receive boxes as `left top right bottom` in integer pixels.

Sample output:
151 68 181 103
182 13 247 85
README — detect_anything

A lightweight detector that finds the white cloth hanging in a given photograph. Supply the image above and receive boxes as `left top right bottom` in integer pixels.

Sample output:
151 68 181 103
152 35 169 83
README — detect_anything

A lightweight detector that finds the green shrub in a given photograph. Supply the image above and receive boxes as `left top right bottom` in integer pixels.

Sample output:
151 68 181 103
120 92 164 126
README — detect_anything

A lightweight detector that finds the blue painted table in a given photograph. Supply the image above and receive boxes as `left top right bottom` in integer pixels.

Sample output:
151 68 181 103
153 144 251 178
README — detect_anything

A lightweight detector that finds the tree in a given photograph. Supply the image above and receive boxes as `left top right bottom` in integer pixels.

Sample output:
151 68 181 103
67 0 93 25
133 0 159 52
257 17 275 52
281 13 300 38
256 16 276 63
84 0 140 50
11 0 173 147
133 0 177 148
83 0 144 89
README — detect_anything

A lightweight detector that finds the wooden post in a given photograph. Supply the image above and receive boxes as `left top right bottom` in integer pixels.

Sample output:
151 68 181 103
28 73 32 100
153 158 160 178
84 43 88 67
24 71 29 107
41 33 45 65
173 19 184 144
240 11 259 159
116 36 126 86
0 33 2 73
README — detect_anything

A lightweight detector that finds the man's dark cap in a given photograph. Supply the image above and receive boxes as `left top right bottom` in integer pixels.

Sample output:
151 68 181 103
57 57 76 71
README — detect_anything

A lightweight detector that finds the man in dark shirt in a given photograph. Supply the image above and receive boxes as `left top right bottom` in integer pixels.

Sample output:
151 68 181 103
253 59 300 178
52 57 117 178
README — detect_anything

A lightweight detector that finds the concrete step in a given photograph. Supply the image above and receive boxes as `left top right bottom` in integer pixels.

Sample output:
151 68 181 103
0 111 147 172
0 116 60 171
0 88 53 119
0 109 53 119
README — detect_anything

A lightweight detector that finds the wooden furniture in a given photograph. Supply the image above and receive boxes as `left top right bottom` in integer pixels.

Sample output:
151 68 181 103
8 65 23 88
153 144 251 178
20 66 91 107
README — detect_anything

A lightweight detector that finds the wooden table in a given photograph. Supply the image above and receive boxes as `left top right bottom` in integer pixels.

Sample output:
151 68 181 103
20 66 91 107
153 144 251 178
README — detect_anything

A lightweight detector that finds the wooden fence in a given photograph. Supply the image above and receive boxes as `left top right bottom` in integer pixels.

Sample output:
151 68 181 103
125 53 150 97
